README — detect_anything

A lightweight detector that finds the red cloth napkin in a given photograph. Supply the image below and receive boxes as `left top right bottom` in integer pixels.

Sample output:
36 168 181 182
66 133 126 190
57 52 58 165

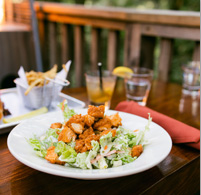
115 101 200 150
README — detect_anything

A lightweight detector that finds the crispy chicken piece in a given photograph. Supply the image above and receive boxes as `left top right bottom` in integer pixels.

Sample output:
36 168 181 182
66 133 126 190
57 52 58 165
74 140 91 153
88 105 105 118
0 99 10 118
75 128 93 153
0 99 3 120
81 146 88 153
79 127 95 139
106 112 122 127
65 114 85 134
65 114 85 126
85 134 100 150
84 139 93 150
75 139 85 153
70 123 84 134
75 134 100 153
75 127 100 153
84 114 95 127
100 129 116 137
131 144 143 157
93 117 112 131
50 122 62 129
58 127 76 143
45 146 65 165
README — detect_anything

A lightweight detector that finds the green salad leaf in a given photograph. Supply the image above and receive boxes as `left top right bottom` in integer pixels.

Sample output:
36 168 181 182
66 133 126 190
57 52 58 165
28 135 47 158
58 100 76 121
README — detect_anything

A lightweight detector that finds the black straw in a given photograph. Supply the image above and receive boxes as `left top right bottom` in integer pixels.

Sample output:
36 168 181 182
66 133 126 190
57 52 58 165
98 62 103 90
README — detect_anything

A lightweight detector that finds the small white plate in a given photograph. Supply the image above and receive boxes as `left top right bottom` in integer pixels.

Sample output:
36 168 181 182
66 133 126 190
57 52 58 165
0 88 85 134
7 109 172 180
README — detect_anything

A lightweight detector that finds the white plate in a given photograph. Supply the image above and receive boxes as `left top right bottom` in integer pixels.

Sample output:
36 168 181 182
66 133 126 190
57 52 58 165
0 88 85 134
7 109 172 180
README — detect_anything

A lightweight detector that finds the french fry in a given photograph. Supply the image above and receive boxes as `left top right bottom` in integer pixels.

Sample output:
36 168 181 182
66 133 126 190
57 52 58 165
24 65 58 95
62 64 67 73
44 65 57 79
25 78 43 95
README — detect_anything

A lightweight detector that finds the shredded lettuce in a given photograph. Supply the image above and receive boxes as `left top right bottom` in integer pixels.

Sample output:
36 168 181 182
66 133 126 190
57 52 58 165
113 160 122 167
54 141 77 163
75 152 88 169
131 113 152 146
39 128 59 148
59 148 77 163
85 141 100 169
99 132 113 155
46 128 60 139
98 156 108 169
55 141 68 155
67 141 76 148
58 100 76 121
28 135 47 157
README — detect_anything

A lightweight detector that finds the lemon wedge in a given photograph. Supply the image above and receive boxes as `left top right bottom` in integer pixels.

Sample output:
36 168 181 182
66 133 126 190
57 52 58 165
3 107 48 124
112 66 133 78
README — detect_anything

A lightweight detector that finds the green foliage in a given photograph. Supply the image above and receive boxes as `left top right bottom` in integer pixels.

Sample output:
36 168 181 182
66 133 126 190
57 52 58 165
40 0 199 11
170 40 196 83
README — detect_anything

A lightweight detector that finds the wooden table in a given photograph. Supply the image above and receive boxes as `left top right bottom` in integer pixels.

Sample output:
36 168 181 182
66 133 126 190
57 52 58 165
0 80 200 194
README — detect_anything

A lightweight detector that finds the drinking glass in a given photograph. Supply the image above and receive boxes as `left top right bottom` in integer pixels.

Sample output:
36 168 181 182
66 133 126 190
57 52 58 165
182 61 200 95
85 70 116 110
124 67 153 106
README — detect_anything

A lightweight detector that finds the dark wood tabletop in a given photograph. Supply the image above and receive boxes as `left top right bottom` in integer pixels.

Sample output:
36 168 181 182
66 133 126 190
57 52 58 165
0 79 200 195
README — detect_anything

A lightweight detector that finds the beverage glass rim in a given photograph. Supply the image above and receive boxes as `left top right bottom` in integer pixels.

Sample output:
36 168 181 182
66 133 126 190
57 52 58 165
128 67 153 77
85 70 116 78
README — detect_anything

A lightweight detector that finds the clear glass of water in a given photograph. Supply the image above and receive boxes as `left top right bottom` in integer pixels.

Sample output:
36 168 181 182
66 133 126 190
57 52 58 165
124 67 153 106
182 61 200 95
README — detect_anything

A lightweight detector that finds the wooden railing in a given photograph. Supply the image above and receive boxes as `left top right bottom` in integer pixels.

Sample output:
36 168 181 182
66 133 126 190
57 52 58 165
4 0 31 26
34 2 200 87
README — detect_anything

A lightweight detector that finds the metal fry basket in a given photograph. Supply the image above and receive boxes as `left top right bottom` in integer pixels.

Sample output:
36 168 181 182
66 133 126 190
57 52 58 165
15 77 70 110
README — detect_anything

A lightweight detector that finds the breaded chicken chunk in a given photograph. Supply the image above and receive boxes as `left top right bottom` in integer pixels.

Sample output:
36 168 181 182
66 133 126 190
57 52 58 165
45 146 65 165
106 112 122 127
66 114 85 134
93 117 112 131
50 122 62 129
70 123 84 134
84 114 95 127
79 127 95 139
74 139 85 153
66 114 85 126
131 144 143 157
75 127 100 153
100 129 116 137
58 127 76 143
88 105 105 118
75 134 100 153
85 134 100 150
